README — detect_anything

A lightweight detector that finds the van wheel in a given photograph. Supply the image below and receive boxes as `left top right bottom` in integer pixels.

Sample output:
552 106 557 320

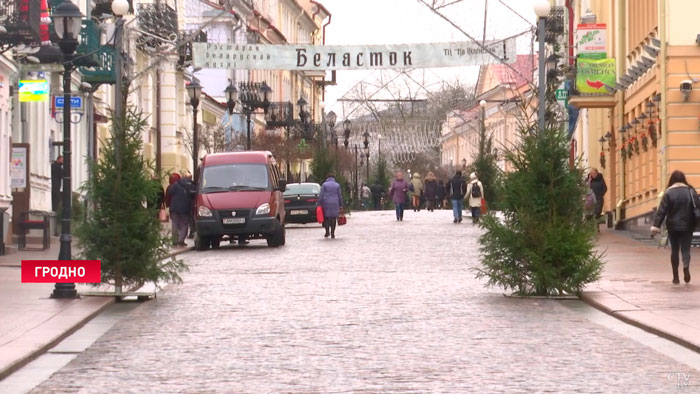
211 238 221 249
195 234 210 251
266 221 285 247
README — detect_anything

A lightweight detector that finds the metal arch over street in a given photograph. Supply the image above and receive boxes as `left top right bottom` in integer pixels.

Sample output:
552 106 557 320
192 39 517 70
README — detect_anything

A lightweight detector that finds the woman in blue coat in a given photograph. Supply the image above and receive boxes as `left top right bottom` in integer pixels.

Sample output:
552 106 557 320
318 174 344 238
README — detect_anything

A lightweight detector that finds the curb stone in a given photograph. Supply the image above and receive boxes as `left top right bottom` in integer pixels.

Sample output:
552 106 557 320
580 292 700 354
0 246 194 380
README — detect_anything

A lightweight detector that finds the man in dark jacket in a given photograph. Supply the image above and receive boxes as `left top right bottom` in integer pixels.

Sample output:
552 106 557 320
446 171 467 223
436 180 446 209
51 156 63 212
180 172 197 239
588 168 607 219
166 179 190 247
370 183 384 210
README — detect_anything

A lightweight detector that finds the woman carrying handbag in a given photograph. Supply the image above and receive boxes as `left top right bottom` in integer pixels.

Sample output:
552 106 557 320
651 170 700 284
318 173 343 239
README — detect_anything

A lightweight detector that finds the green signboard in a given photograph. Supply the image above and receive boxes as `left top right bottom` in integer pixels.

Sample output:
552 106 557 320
576 58 616 94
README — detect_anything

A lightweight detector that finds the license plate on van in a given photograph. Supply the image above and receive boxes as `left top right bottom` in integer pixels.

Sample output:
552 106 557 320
223 218 245 224
290 209 308 215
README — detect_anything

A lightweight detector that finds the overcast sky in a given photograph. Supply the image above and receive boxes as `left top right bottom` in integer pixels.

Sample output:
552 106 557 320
320 0 542 116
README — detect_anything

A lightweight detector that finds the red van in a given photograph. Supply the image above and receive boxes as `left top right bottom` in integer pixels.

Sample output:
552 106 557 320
194 151 287 250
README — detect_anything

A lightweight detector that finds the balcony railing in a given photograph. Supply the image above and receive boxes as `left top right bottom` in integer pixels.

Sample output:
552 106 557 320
0 0 42 52
136 3 178 52
77 19 115 83
265 102 294 129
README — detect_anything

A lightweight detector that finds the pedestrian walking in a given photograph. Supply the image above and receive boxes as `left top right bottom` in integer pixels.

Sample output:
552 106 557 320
147 175 165 217
51 156 63 212
436 180 446 209
361 183 372 210
318 174 343 239
165 173 182 244
410 172 424 212
180 171 197 239
466 172 484 224
446 171 467 223
166 173 190 247
388 171 410 221
370 183 384 210
424 172 438 212
588 168 608 231
651 170 699 284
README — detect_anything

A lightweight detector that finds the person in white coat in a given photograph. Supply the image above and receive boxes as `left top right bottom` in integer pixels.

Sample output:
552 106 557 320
465 172 484 223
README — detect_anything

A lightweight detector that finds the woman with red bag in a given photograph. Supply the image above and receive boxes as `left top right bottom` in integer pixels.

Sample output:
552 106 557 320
318 173 344 239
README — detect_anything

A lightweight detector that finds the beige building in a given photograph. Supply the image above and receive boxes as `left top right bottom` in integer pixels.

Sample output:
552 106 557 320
441 55 535 172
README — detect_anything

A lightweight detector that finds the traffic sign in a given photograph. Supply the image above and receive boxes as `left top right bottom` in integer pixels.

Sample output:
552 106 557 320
54 96 83 109
556 82 569 108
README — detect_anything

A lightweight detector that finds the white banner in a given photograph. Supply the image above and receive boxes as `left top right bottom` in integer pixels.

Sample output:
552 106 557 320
193 39 517 71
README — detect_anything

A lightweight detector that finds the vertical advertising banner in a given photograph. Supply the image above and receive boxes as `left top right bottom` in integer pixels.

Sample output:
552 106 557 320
576 58 616 94
576 24 607 59
11 147 27 188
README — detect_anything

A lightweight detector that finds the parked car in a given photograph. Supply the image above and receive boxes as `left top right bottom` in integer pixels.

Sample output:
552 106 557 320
194 151 286 250
283 183 321 224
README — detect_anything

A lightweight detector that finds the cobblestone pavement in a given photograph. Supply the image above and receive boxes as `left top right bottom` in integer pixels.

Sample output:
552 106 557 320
31 210 699 393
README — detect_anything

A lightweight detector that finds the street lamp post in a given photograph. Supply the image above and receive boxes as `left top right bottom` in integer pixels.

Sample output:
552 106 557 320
51 0 84 299
239 82 272 150
363 131 370 184
187 79 202 183
327 111 337 175
224 80 238 151
353 144 359 209
111 0 129 124
534 1 551 134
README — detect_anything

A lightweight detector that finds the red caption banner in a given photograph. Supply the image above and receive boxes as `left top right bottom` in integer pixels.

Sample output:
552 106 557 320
21 260 101 283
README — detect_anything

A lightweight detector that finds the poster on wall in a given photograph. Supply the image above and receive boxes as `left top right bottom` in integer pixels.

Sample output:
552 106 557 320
11 147 27 188
576 58 616 94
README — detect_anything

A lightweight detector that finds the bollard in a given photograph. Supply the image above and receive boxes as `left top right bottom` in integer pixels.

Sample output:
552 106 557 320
0 207 7 255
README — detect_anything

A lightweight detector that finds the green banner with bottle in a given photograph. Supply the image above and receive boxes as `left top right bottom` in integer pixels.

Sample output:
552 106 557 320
576 58 616 94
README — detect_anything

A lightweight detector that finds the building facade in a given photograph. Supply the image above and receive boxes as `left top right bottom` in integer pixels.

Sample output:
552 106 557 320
567 0 699 232
441 55 535 173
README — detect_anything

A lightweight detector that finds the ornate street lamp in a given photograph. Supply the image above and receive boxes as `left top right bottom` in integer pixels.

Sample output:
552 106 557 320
534 0 551 134
52 0 84 299
343 119 351 149
240 81 272 150
187 78 202 183
363 131 370 183
224 80 238 114
546 54 559 80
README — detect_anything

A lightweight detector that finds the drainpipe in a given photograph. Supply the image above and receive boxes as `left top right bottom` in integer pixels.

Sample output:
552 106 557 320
566 0 574 66
659 0 668 193
310 0 332 102
615 0 627 227
156 69 162 174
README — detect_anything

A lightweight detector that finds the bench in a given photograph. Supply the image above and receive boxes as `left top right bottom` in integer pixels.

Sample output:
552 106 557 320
18 210 50 251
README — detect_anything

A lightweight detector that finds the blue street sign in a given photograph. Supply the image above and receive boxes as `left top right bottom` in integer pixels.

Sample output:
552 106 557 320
54 96 83 109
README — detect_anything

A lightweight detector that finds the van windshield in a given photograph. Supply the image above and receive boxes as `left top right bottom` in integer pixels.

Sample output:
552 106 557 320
201 164 269 193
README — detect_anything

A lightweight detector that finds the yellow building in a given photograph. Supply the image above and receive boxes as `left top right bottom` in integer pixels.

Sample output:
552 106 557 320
568 0 700 232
